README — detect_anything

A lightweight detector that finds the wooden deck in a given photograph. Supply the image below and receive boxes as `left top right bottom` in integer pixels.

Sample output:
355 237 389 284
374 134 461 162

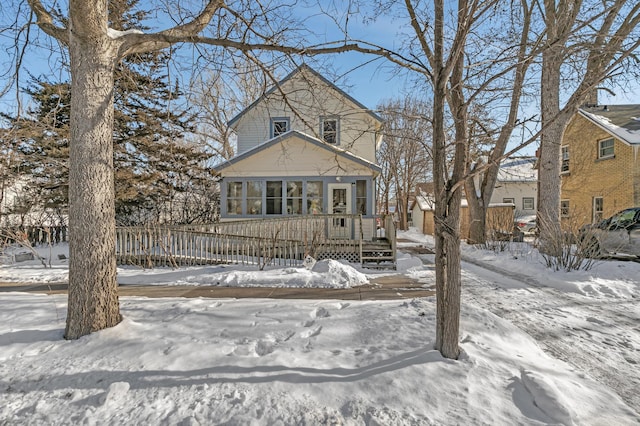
116 214 396 269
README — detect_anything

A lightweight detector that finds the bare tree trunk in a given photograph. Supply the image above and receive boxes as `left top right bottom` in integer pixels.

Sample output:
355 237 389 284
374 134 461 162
64 8 121 339
537 41 564 255
465 186 486 244
432 0 465 360
465 0 535 245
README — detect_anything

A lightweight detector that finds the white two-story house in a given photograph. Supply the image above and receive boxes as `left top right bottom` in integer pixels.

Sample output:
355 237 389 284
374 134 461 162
215 64 385 245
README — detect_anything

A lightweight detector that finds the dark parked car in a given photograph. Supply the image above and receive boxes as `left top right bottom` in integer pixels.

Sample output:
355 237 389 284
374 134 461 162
579 207 640 258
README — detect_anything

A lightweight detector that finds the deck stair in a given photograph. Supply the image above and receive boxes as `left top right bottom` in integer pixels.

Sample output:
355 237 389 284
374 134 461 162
360 238 396 270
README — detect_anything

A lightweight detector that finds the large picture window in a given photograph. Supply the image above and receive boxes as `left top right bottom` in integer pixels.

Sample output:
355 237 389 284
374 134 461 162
598 138 614 159
223 179 329 217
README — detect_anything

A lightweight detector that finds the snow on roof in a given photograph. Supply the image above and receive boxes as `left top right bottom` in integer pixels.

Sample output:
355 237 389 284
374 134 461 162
497 157 537 182
413 193 513 211
579 104 640 145
414 193 435 211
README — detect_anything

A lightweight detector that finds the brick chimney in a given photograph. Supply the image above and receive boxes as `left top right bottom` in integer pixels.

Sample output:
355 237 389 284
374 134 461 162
584 88 598 108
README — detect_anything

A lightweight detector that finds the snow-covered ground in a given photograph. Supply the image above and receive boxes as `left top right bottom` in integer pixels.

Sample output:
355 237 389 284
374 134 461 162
1 230 639 425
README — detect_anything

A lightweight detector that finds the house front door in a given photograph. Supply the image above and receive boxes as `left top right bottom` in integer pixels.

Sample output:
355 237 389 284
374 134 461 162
328 183 352 239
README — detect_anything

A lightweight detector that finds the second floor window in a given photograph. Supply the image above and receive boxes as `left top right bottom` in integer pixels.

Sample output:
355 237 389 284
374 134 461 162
271 117 289 138
321 117 339 144
598 138 614 159
561 145 570 173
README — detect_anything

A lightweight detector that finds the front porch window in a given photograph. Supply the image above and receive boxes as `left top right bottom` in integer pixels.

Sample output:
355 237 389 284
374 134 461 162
287 181 303 214
266 181 283 214
227 181 243 215
247 181 263 215
356 180 367 215
307 181 323 214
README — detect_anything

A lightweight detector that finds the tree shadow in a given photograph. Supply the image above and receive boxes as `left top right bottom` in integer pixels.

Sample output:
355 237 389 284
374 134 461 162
1 346 442 396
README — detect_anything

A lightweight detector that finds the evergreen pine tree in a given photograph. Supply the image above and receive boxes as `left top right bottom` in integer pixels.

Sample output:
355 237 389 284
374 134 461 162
3 0 216 225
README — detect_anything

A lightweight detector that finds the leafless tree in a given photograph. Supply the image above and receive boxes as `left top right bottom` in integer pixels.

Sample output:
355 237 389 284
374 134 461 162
188 55 272 161
537 0 640 253
377 97 433 230
461 0 540 244
358 0 536 358
20 1 384 339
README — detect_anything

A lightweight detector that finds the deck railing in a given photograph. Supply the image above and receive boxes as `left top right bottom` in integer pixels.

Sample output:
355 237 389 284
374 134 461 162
115 214 371 268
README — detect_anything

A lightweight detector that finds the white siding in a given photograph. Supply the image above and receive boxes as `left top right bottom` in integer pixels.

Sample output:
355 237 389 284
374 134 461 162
233 68 380 163
490 181 538 215
223 136 375 178
412 203 424 233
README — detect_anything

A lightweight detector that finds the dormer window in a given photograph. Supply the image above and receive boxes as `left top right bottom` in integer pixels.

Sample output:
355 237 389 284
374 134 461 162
271 117 289 138
321 117 339 144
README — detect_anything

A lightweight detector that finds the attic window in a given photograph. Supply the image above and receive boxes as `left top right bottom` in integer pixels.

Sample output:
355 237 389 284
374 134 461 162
321 117 339 144
271 117 289 138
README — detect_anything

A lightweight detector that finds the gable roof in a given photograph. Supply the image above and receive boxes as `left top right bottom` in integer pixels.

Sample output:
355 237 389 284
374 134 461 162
578 104 640 145
227 64 384 128
214 129 382 174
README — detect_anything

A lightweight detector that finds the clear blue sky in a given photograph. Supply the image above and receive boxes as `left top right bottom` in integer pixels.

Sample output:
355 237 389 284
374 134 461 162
1 1 638 157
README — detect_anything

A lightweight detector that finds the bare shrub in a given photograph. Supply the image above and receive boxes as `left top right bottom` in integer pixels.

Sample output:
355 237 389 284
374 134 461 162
478 207 515 252
0 228 50 268
538 213 597 271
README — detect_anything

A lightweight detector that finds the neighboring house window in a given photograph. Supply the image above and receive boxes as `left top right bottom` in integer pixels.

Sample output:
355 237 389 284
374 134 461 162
321 117 339 144
561 145 570 173
523 197 535 210
247 181 263 215
503 198 515 205
593 197 603 222
561 200 570 217
266 181 283 214
227 181 243 215
598 138 614 159
271 117 289 138
307 181 323 214
287 181 303 214
356 180 367 215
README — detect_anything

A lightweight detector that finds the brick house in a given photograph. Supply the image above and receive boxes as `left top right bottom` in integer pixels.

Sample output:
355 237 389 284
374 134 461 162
561 104 640 226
